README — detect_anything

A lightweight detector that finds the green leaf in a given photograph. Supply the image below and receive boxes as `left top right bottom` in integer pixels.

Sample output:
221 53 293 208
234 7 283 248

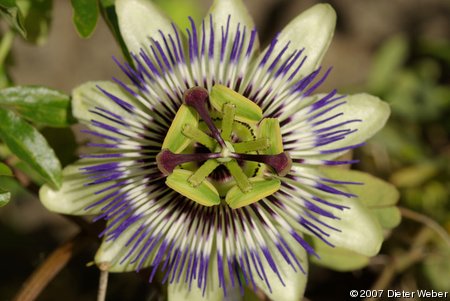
390 163 438 188
367 35 409 94
16 0 52 45
0 108 61 188
0 162 13 176
320 167 401 230
422 243 450 291
310 237 370 271
0 187 11 207
0 86 74 127
71 0 99 38
0 0 26 37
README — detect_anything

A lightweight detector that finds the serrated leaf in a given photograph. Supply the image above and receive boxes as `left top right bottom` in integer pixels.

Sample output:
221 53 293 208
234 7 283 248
71 0 99 38
0 187 11 207
320 167 401 229
0 162 13 176
0 86 74 127
0 108 61 188
0 0 26 37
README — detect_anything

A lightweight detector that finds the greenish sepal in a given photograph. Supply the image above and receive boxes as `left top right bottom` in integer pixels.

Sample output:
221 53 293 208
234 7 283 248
226 177 281 209
371 207 402 229
309 236 370 271
166 169 220 206
39 159 109 215
257 118 283 154
162 104 199 153
319 167 400 230
225 160 251 193
210 85 262 124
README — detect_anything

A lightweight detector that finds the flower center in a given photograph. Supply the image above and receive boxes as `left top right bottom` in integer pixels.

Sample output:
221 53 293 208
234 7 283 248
156 85 291 208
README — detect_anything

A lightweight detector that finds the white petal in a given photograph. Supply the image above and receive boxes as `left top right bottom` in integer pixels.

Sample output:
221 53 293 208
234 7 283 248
284 93 390 160
116 0 173 54
259 4 336 81
206 0 256 36
253 228 308 301
167 256 235 301
281 165 384 257
39 160 108 215
95 220 143 272
201 0 259 87
323 196 383 256
72 81 140 127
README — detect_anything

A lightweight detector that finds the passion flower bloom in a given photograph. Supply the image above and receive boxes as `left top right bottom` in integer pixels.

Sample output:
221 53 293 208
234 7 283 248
40 0 390 300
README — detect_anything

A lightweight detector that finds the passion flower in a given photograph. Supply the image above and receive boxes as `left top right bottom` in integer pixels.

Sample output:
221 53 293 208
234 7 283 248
40 0 390 300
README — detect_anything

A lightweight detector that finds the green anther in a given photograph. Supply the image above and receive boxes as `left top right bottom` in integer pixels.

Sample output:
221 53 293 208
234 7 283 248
182 124 216 150
162 104 198 153
225 160 252 193
210 85 262 124
233 138 270 153
225 177 281 209
221 103 235 140
257 118 284 154
166 169 220 206
188 159 220 187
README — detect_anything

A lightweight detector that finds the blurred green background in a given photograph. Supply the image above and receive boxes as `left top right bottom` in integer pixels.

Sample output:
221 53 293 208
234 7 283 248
1 0 449 300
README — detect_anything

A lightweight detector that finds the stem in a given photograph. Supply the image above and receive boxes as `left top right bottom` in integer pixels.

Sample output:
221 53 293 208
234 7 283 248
13 234 88 301
363 227 433 301
399 207 450 247
0 30 15 65
97 264 110 301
